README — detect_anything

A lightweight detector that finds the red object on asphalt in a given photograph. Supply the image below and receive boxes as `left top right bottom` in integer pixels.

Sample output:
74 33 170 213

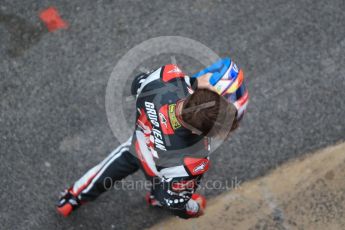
39 7 68 32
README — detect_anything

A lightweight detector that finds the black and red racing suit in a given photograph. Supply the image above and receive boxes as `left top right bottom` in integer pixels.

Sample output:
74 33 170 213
69 64 210 218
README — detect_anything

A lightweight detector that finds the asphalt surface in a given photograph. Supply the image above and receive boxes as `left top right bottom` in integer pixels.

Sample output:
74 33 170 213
1 0 344 229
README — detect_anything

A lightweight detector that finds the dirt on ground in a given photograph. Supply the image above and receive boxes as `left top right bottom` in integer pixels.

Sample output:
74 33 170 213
150 142 345 230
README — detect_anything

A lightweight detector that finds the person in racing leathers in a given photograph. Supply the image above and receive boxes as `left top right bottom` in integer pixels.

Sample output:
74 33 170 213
56 58 248 219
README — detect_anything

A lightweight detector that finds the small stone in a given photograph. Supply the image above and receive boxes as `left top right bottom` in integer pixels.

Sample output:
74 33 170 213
324 170 335 180
44 161 51 167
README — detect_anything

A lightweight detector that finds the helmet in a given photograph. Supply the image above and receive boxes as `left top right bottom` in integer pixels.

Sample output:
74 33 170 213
192 57 249 122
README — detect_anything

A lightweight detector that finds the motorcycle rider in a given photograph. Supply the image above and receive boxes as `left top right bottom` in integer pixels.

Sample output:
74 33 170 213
57 58 248 218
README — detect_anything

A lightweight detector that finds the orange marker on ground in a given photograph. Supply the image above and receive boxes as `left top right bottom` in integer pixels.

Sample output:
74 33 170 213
39 7 68 32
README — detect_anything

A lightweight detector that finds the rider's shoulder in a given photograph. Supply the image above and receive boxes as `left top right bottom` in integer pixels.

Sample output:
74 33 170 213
159 64 186 83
